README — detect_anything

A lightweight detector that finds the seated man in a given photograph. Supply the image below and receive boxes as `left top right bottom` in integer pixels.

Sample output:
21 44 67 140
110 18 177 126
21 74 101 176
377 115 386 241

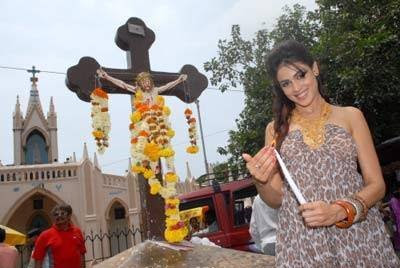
189 217 201 234
193 210 219 235
244 205 252 223
249 195 278 256
204 211 219 233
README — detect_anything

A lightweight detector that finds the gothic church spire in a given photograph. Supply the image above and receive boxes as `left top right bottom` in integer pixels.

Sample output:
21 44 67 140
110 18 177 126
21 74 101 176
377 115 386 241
26 66 43 116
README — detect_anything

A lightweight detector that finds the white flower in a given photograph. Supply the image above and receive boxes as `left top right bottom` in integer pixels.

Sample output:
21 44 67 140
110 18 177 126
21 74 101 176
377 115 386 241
90 90 111 154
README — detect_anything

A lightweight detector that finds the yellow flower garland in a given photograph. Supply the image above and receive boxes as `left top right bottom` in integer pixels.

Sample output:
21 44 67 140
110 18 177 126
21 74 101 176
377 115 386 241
143 169 155 179
164 216 188 243
159 148 175 158
165 172 178 183
149 180 161 195
132 165 145 174
129 88 187 243
184 108 199 154
186 145 199 154
89 73 194 243
131 111 142 123
143 142 161 162
165 197 180 216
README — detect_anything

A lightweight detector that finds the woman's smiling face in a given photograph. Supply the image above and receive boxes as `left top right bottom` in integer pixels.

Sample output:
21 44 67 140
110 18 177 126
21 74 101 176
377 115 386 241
276 61 319 108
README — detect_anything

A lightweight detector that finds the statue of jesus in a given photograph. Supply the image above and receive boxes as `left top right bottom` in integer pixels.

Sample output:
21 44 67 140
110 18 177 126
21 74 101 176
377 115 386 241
96 69 187 104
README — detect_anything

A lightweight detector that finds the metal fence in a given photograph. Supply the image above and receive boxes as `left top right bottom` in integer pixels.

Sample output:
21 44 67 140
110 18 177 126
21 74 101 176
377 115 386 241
16 225 144 267
84 226 144 265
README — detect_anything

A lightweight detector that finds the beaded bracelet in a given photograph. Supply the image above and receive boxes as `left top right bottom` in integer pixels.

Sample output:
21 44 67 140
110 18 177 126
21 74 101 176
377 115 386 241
333 200 355 228
353 194 368 220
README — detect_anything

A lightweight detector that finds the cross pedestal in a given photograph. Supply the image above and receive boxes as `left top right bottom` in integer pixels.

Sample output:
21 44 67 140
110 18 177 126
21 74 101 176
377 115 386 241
93 241 275 268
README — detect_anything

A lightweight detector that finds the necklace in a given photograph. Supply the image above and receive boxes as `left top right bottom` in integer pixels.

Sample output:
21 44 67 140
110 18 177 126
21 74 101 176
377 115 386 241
291 100 332 149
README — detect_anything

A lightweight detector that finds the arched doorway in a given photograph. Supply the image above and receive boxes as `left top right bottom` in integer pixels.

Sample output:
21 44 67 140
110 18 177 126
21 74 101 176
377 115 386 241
6 192 55 267
7 193 55 234
107 200 131 256
3 188 79 231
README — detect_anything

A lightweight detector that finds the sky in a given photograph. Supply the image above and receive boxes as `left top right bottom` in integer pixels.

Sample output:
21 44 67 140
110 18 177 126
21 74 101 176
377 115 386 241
0 0 317 180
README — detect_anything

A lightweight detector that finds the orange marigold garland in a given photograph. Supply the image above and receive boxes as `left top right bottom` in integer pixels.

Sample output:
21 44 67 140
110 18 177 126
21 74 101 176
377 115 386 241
129 89 188 243
90 87 110 154
184 108 199 154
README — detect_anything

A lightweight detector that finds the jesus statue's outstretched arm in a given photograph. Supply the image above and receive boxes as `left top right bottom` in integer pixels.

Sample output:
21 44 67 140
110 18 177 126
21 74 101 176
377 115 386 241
96 68 138 93
157 74 187 94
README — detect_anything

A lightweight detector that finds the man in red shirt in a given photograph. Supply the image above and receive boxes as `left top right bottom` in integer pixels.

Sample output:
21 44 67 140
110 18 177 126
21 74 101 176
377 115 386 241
33 204 86 268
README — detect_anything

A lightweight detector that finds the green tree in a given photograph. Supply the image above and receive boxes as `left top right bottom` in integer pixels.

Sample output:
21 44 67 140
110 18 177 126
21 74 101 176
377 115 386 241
314 0 400 143
195 161 244 185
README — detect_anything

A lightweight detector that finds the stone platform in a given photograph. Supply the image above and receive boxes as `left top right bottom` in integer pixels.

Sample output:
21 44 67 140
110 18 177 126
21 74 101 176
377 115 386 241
93 240 275 268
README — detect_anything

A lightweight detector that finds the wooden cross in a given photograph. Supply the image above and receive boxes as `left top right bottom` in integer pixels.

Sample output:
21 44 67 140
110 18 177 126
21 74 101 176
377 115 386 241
66 17 207 103
65 17 208 240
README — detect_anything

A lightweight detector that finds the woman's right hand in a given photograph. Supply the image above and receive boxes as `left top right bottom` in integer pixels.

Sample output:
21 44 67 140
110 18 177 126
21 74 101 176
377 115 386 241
242 146 278 184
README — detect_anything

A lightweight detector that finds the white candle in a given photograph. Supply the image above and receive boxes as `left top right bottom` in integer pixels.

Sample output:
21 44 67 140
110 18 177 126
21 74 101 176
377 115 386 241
274 149 306 204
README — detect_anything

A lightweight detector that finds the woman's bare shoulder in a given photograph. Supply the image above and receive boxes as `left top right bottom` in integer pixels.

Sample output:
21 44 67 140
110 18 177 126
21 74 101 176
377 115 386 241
333 105 363 120
265 121 275 135
330 104 364 134
265 121 275 145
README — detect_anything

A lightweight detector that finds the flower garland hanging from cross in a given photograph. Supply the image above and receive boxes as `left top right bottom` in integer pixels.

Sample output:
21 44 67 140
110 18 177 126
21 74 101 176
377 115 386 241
94 69 198 242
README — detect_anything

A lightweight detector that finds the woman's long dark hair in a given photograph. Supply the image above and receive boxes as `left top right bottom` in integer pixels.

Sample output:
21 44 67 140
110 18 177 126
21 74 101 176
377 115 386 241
266 40 328 150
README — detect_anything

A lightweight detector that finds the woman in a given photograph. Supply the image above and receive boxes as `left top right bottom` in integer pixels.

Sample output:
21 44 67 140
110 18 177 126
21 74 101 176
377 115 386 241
242 40 399 267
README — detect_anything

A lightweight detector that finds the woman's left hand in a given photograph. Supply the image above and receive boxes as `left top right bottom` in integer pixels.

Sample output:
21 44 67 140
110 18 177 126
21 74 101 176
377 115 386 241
299 201 345 227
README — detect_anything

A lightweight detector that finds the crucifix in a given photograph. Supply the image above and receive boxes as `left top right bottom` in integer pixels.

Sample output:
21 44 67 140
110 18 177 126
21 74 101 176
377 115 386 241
66 17 208 240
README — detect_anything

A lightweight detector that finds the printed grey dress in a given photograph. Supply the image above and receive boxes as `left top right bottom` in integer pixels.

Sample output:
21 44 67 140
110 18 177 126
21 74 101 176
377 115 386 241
276 124 399 267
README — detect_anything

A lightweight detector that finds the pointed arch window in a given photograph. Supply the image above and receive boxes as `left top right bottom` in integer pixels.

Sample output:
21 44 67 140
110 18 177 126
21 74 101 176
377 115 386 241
25 130 48 164
114 207 126 219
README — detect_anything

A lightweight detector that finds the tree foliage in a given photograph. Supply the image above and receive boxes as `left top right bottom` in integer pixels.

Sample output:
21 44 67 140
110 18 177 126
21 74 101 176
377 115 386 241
314 0 400 143
204 1 400 175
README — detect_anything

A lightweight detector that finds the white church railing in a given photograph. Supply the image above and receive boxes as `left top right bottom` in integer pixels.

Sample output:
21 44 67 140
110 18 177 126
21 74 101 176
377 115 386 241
0 163 79 184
